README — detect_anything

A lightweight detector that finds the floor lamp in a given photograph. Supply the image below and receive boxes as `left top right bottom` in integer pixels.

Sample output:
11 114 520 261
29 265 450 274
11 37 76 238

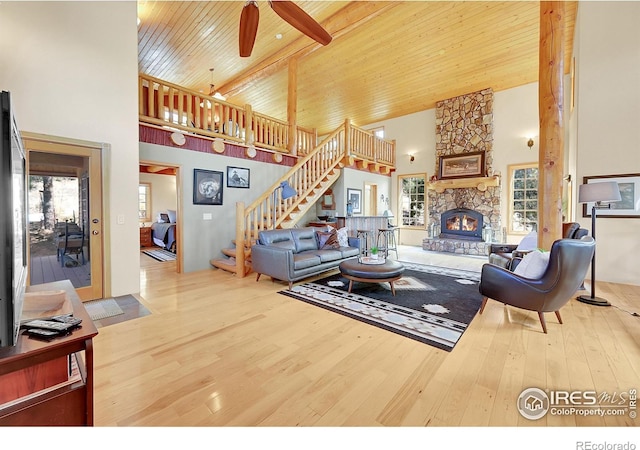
272 181 297 229
576 181 621 307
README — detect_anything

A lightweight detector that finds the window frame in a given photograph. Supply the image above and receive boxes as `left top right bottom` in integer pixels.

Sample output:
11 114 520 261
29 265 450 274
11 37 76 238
398 173 426 229
138 182 152 223
508 162 539 234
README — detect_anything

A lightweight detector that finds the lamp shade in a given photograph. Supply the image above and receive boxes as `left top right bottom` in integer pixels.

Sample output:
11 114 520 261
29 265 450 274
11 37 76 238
382 209 394 218
578 181 621 203
280 181 297 200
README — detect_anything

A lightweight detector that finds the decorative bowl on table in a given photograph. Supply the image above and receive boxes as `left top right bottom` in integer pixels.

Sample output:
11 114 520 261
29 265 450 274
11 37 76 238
317 215 329 221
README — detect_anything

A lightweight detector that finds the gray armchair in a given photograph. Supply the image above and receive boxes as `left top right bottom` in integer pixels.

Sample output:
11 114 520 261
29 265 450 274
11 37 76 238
479 236 595 333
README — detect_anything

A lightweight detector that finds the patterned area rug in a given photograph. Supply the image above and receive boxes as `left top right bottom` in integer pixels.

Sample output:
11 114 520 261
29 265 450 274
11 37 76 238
279 262 483 351
142 249 176 262
84 298 125 321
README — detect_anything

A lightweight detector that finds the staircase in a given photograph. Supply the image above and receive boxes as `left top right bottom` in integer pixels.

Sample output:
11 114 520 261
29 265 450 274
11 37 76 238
210 119 395 276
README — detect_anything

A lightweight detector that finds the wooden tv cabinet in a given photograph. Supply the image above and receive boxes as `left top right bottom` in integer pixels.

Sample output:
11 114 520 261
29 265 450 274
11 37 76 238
0 280 98 426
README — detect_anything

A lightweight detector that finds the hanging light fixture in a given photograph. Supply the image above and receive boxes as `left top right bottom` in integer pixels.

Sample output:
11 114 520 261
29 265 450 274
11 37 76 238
206 68 226 101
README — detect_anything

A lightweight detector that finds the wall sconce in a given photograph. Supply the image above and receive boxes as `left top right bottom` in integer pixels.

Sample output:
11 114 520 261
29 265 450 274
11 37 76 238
409 155 415 163
527 138 534 149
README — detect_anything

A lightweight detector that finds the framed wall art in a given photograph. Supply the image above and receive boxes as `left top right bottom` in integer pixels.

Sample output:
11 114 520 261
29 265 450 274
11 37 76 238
347 188 362 214
193 169 223 205
227 166 250 188
438 151 486 179
582 173 640 218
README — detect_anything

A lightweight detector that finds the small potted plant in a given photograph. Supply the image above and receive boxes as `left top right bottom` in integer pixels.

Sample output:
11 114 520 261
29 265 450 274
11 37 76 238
370 246 379 260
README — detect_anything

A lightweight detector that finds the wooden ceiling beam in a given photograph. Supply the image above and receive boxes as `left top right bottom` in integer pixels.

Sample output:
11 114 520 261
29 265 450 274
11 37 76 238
218 1 400 98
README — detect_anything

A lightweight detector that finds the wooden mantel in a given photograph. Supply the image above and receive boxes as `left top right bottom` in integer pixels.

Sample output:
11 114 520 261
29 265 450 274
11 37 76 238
427 175 500 193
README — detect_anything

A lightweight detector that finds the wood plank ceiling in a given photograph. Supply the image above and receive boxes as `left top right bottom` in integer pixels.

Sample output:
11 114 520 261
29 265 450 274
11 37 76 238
138 1 577 135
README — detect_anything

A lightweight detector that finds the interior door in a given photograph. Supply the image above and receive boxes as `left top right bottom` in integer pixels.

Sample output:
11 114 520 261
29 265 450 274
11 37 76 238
364 183 378 216
23 133 103 301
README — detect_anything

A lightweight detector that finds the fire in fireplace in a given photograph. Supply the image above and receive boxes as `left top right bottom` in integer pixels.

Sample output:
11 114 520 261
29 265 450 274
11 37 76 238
440 208 484 241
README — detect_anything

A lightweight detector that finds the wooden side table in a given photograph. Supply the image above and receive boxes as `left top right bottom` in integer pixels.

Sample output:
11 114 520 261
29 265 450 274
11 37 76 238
0 280 98 425
140 226 153 247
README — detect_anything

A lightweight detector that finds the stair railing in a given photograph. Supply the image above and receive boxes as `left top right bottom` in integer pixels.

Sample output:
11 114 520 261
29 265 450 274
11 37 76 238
233 124 347 276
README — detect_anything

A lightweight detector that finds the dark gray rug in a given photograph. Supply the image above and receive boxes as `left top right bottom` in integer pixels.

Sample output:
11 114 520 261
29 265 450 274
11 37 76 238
279 262 483 351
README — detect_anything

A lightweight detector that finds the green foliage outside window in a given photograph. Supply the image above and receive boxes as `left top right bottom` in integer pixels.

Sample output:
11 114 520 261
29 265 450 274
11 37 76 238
399 174 426 228
510 164 538 233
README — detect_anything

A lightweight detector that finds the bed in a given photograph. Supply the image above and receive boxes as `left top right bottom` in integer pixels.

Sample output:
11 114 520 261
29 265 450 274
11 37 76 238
151 210 177 252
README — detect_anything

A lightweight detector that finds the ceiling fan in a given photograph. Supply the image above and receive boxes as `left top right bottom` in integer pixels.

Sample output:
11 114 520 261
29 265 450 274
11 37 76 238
239 0 332 57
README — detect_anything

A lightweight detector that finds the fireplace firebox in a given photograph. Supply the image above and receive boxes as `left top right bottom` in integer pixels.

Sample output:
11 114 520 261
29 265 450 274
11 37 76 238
439 208 483 241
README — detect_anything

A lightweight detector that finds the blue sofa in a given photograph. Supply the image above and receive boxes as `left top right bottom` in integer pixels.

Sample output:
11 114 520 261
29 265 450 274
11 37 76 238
251 227 360 289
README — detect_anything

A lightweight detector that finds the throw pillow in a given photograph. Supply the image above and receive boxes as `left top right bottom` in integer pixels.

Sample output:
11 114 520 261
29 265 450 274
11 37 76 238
336 227 349 247
513 250 550 279
317 230 340 250
516 230 538 252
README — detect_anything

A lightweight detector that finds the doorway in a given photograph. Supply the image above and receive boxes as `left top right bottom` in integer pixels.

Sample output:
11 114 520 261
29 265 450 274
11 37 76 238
139 161 182 274
364 183 378 216
23 133 104 301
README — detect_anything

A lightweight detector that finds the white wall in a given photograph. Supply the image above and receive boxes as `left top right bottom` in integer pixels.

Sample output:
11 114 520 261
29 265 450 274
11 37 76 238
139 143 291 272
492 83 541 244
365 110 434 246
573 1 640 286
0 1 140 296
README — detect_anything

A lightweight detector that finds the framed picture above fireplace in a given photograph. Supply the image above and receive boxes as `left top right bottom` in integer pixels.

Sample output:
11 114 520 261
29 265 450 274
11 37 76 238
438 151 486 179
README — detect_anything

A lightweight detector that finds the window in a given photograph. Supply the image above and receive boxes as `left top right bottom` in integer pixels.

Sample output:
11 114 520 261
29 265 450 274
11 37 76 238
138 183 151 222
398 174 426 228
508 163 538 233
368 126 384 139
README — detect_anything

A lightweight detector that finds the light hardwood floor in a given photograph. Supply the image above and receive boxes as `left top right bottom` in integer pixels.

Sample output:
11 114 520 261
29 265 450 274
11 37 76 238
93 247 640 427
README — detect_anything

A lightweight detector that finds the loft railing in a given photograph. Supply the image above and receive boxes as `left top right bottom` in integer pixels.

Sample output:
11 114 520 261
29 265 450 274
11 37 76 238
347 122 395 166
138 74 317 154
138 74 395 165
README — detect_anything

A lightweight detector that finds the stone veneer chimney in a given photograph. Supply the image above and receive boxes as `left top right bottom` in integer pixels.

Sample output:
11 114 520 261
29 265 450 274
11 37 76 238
424 88 502 255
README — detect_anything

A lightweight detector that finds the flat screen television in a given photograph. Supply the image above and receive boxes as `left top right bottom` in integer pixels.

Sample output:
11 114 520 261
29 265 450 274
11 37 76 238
0 91 28 348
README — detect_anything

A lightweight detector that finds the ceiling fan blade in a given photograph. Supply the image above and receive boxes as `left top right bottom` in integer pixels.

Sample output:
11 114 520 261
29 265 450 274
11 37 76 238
269 1 332 46
239 1 260 57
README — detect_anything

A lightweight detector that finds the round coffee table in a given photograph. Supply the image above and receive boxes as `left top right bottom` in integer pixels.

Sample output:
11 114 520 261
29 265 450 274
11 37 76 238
339 259 405 296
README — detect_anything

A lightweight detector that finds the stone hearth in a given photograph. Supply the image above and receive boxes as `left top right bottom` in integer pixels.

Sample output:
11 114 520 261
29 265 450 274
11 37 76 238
423 237 490 256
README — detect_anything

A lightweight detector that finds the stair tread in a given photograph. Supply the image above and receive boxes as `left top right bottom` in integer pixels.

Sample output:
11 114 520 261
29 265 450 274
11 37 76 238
210 258 238 273
222 248 252 259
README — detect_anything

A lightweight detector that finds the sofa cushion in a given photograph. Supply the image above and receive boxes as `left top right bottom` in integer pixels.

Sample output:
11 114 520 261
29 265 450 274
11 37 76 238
317 229 340 250
292 228 319 253
339 246 360 258
293 252 321 270
258 229 295 250
312 249 343 263
336 227 349 247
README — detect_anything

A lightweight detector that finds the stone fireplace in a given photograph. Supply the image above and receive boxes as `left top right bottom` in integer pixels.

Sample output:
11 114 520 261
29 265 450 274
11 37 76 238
422 88 502 256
